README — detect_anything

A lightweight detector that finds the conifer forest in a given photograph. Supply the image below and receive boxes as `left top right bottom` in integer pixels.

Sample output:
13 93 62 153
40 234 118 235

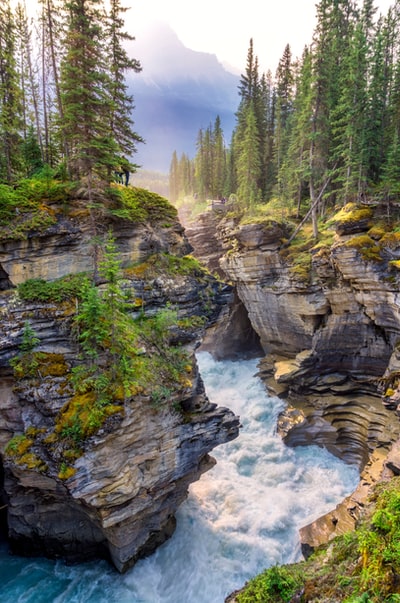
170 0 400 236
0 0 142 191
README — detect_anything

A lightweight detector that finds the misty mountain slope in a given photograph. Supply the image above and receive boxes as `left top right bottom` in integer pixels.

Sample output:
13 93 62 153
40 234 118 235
127 22 239 172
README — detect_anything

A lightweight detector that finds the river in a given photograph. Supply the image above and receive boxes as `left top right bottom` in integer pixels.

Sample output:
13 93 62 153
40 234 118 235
0 352 359 603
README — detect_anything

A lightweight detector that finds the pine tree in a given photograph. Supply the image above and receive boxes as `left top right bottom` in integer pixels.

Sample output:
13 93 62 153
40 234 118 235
236 102 261 210
39 0 68 165
233 39 264 203
194 126 214 200
381 129 400 199
14 2 45 173
59 0 116 189
277 47 313 214
366 15 391 184
259 70 276 199
308 0 357 234
178 152 194 198
273 44 294 183
169 150 179 203
330 4 371 203
0 0 24 183
211 115 226 199
106 0 143 169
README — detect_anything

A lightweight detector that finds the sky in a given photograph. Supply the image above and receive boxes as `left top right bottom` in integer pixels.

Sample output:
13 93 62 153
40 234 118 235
130 0 395 74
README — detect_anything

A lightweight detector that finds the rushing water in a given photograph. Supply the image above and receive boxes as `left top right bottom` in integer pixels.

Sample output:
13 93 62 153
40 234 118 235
0 352 359 603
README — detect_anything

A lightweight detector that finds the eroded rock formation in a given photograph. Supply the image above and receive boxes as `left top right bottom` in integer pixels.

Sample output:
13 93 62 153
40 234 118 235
204 207 400 455
0 204 240 572
182 203 400 559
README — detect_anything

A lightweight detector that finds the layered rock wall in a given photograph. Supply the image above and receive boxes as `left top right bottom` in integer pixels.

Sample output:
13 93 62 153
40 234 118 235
0 206 240 571
182 207 400 470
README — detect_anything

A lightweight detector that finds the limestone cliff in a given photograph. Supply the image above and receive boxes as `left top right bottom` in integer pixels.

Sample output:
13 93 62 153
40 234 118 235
0 198 240 572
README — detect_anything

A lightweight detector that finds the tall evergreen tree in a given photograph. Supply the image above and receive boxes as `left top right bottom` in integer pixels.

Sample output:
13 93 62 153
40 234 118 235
211 115 226 199
330 2 372 202
39 0 67 165
14 2 44 171
273 44 294 181
236 101 261 210
233 39 264 201
259 70 276 199
59 0 114 188
308 0 356 233
169 150 179 203
106 0 143 168
0 0 24 183
178 152 194 198
277 47 313 214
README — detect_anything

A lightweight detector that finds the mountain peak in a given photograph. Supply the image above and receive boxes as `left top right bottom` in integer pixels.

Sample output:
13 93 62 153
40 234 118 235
128 21 239 172
133 21 232 82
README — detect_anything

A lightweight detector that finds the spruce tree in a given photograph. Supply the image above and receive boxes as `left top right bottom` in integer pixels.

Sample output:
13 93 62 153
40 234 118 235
273 44 294 180
59 0 116 189
366 16 391 184
39 0 68 165
211 115 226 199
106 0 143 168
236 102 261 210
0 0 24 183
233 39 264 204
169 150 179 203
277 47 313 215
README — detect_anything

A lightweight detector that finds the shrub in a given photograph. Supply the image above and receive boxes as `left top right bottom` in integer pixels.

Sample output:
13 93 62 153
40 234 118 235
17 274 90 303
0 172 72 241
237 565 302 602
110 186 177 224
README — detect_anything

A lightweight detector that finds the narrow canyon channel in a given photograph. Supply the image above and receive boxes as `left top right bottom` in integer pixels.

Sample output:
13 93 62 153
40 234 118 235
0 352 359 603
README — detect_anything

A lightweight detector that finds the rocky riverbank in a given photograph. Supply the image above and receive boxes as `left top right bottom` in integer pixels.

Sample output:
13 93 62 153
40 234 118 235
180 201 400 559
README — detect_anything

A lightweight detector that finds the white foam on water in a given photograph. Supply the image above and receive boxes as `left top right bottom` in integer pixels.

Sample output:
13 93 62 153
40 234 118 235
0 353 359 603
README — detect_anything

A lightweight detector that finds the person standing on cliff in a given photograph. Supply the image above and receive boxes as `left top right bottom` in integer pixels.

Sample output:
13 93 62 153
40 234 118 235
120 156 131 186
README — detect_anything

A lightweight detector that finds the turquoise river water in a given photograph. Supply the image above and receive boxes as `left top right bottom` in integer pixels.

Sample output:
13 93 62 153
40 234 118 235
0 352 359 603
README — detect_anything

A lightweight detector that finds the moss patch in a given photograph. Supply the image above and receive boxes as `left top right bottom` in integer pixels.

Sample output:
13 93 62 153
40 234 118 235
0 174 72 241
110 186 177 224
328 202 374 229
5 434 34 457
11 350 69 380
124 253 208 280
54 391 123 443
17 273 90 303
344 234 383 262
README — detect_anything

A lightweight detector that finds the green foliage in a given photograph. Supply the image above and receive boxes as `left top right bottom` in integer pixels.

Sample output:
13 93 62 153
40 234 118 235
328 203 374 228
125 253 207 280
4 433 47 472
279 225 315 283
110 186 177 224
5 434 33 457
237 565 302 603
344 235 383 262
236 477 400 603
10 321 41 377
58 238 193 444
357 480 400 598
19 320 40 353
17 274 90 303
0 172 72 241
